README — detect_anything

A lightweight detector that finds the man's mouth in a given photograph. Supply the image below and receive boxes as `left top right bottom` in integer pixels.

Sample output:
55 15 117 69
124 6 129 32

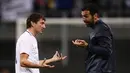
84 21 89 24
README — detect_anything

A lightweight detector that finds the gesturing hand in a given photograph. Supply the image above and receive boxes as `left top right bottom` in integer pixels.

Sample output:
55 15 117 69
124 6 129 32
52 51 67 62
41 61 55 68
72 39 88 47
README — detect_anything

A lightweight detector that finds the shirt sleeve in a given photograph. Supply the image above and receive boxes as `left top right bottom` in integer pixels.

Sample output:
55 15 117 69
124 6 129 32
19 38 32 55
91 36 112 57
90 28 113 57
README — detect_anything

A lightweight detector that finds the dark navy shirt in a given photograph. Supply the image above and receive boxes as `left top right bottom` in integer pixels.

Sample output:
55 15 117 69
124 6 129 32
85 20 116 73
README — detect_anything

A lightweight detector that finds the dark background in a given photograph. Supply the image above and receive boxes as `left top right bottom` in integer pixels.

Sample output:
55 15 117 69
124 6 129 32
0 0 130 73
0 24 130 73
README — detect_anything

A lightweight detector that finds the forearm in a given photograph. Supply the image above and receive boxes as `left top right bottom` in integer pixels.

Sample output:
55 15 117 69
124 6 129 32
91 46 112 56
91 35 112 57
20 59 41 68
42 58 55 64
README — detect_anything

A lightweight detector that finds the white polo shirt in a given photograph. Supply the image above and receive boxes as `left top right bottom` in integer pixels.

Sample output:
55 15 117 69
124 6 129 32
15 30 40 73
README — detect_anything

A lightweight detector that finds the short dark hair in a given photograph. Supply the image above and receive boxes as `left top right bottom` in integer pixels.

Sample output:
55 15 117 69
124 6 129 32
26 13 46 28
82 3 99 16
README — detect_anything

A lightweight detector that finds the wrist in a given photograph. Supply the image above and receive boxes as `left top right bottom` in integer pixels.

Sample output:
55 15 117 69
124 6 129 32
46 58 54 64
39 58 47 67
50 57 55 62
42 58 46 65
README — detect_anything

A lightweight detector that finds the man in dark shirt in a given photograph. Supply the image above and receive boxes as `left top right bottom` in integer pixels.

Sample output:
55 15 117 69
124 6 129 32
72 3 116 73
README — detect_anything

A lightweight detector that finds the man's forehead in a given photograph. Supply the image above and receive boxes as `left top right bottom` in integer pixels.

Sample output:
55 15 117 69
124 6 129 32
82 10 90 14
39 18 45 22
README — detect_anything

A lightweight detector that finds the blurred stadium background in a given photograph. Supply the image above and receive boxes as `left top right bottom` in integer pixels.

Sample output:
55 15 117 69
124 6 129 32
0 0 130 73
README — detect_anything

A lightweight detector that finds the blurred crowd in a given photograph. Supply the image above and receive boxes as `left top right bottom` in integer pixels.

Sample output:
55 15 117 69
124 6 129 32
0 0 130 22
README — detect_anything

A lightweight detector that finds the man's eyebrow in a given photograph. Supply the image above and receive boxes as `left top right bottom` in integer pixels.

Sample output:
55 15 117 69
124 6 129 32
40 22 45 23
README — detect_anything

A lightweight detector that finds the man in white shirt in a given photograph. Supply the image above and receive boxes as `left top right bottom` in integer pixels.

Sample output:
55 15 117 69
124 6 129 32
15 13 67 73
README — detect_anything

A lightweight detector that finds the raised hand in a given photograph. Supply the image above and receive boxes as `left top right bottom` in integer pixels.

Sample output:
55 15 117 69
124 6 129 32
72 39 88 47
52 51 67 62
41 61 55 68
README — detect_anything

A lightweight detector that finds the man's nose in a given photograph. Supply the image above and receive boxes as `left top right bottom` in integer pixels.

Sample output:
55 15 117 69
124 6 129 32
42 25 46 28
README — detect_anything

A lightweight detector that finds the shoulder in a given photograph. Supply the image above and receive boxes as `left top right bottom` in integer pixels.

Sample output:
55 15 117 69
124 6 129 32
95 20 112 37
17 31 33 43
96 20 111 32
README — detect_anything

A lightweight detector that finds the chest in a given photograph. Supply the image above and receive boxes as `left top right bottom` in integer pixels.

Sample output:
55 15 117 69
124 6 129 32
88 30 99 45
89 31 96 40
30 39 38 55
31 43 38 54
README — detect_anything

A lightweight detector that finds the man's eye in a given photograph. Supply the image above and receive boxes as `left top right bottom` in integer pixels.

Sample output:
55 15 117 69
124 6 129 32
41 22 44 24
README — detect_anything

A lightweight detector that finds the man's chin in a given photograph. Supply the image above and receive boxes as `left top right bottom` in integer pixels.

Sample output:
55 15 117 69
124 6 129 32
38 30 43 33
40 31 43 33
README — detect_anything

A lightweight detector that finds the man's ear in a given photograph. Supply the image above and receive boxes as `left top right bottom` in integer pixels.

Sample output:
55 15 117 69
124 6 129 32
31 21 34 27
93 13 98 19
93 13 96 17
94 13 99 18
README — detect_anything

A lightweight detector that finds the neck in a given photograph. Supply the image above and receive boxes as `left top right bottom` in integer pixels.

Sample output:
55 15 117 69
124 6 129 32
27 28 37 37
89 18 100 29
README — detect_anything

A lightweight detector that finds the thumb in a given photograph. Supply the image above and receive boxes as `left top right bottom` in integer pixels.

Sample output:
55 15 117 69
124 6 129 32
45 64 55 68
